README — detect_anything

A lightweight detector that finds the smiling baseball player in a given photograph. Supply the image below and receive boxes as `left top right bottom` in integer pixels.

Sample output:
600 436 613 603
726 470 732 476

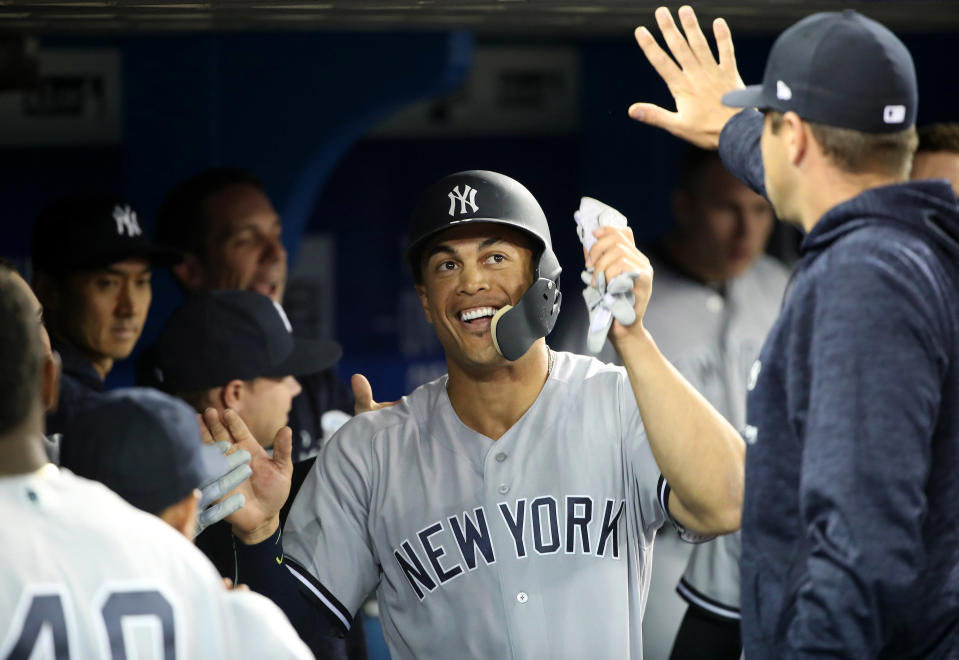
227 170 745 658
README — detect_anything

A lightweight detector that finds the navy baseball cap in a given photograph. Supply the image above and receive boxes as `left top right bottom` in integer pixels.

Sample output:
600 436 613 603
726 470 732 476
147 290 343 392
60 388 227 514
722 10 917 133
32 195 182 277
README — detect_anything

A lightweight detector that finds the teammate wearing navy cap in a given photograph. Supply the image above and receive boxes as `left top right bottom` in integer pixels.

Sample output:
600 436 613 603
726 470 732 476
142 290 344 582
147 290 341 452
224 169 747 658
31 195 181 435
60 387 253 539
155 169 356 461
633 6 959 656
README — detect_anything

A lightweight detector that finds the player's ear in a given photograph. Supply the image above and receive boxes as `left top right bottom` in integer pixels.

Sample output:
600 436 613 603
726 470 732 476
41 351 61 413
783 111 807 166
171 253 206 293
220 381 245 410
415 284 434 324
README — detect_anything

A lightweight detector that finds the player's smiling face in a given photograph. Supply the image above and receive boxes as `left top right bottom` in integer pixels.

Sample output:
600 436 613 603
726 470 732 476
417 223 535 367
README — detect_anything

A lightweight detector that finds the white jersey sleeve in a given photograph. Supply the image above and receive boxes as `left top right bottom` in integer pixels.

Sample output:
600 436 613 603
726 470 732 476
219 589 313 658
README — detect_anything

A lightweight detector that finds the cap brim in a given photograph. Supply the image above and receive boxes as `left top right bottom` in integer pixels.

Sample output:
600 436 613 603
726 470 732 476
272 337 343 378
722 85 768 109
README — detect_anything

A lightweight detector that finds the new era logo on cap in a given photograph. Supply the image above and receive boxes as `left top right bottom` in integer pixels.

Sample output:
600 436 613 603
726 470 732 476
883 105 907 124
776 80 793 101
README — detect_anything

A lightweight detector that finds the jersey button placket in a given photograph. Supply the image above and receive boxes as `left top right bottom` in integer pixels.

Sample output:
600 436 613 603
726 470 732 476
489 450 510 495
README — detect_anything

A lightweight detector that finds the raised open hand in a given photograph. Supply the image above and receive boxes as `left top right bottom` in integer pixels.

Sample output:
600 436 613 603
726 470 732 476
200 408 293 544
629 5 745 149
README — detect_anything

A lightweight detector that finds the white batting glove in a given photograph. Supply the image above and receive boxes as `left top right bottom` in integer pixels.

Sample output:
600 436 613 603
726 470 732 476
195 440 252 536
575 197 638 353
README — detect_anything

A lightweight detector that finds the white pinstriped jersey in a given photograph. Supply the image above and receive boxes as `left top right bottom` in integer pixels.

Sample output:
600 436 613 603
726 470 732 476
0 465 311 660
283 351 699 659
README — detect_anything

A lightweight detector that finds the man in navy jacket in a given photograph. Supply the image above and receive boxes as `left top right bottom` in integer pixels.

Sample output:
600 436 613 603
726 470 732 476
633 6 959 658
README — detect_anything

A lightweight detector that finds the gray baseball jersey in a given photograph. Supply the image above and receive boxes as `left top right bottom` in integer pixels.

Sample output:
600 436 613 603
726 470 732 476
283 351 704 659
0 465 311 660
556 254 789 624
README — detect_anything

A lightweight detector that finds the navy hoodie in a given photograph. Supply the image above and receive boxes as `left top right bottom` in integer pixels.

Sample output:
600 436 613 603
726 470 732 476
720 110 959 658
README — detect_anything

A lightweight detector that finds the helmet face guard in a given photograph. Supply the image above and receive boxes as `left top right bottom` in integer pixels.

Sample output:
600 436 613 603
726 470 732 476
406 170 562 361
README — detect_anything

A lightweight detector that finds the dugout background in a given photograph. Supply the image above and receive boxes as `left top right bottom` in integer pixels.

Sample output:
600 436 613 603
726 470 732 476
0 3 958 658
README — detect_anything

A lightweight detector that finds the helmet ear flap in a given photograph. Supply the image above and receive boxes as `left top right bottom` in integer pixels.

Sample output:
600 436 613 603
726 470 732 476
491 277 562 361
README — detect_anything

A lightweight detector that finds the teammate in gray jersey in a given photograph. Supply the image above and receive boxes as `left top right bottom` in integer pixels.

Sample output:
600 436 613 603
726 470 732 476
229 170 746 659
555 149 788 659
0 269 312 660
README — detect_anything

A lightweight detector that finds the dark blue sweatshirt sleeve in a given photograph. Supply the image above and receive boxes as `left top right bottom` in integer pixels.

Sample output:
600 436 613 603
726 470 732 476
784 249 946 657
234 527 347 659
718 109 767 198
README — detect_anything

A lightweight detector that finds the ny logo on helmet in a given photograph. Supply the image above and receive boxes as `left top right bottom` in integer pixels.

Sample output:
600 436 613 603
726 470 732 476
113 204 142 237
448 185 479 217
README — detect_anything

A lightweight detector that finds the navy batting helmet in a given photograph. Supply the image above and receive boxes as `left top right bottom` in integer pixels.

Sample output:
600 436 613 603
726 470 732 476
406 170 562 361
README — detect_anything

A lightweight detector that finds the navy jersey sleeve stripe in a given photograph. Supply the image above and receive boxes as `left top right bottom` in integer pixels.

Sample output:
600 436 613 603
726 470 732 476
657 474 670 515
658 475 715 544
285 556 354 631
676 577 741 621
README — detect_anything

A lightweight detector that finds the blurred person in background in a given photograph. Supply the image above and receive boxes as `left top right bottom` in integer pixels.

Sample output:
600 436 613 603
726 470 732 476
911 123 959 195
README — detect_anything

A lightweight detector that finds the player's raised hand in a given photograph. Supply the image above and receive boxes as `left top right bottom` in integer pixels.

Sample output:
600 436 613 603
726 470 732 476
352 373 399 414
201 407 293 544
629 5 745 149
585 226 654 345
